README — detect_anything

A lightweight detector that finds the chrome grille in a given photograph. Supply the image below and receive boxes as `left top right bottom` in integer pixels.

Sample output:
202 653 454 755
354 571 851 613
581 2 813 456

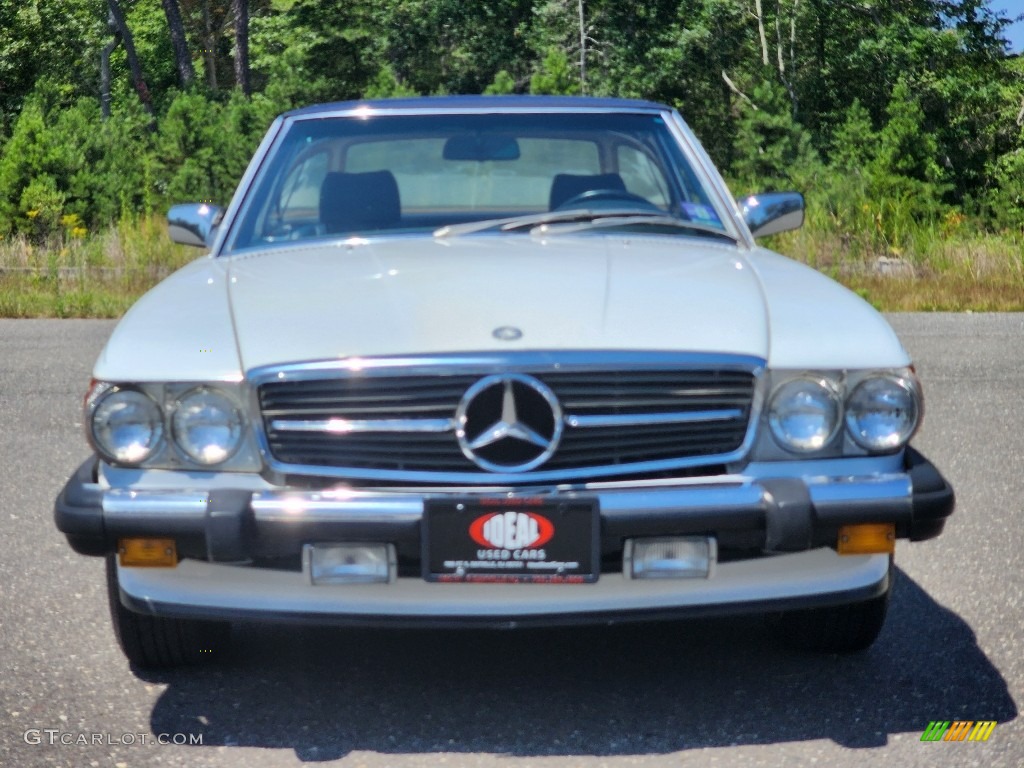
255 355 761 482
260 375 479 420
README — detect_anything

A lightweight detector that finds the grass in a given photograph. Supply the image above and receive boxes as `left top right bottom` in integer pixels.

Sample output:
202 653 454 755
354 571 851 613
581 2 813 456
763 220 1024 311
0 215 1021 317
0 217 197 318
840 275 1024 311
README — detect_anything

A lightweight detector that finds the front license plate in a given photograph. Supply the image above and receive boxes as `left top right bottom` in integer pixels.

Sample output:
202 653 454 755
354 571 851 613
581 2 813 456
423 497 599 583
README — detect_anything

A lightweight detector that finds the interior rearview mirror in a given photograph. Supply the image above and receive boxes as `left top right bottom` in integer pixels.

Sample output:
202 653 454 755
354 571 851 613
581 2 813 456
442 135 521 162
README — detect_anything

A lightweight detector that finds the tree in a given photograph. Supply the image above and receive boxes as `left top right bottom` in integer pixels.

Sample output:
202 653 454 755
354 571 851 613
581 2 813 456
107 0 155 115
162 0 196 89
0 88 154 235
731 79 820 190
829 99 876 174
588 0 753 168
530 48 581 95
984 138 1024 230
484 70 518 95
0 0 107 130
529 0 598 94
246 0 380 104
376 0 534 96
872 79 945 190
198 0 221 91
3 0 1024 240
100 11 122 120
232 0 251 95
857 78 950 243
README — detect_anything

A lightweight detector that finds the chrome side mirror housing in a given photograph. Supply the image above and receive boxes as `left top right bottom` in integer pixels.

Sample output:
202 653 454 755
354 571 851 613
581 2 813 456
167 203 224 248
741 192 805 238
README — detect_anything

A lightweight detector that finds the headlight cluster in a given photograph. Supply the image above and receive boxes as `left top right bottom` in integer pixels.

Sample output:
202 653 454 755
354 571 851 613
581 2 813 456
844 377 919 451
88 384 246 467
767 372 920 454
171 388 244 465
767 377 841 452
91 389 164 464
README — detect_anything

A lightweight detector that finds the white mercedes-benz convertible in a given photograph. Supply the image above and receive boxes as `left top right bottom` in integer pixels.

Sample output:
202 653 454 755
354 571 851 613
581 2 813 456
55 96 954 668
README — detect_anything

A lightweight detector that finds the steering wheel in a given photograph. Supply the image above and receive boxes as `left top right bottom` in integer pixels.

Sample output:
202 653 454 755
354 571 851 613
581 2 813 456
555 189 660 211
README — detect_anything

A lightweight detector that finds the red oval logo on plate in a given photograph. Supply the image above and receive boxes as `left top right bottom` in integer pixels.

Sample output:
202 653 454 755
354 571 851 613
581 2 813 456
469 511 555 550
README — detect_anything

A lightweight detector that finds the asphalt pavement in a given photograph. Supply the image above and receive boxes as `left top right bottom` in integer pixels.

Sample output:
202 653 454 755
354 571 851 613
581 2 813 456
0 314 1020 767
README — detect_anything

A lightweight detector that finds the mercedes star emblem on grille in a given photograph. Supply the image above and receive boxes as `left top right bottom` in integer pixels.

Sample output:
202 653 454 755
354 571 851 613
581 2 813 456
455 374 563 472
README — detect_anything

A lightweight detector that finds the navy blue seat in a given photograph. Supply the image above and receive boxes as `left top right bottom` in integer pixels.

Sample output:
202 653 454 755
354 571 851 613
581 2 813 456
320 171 401 234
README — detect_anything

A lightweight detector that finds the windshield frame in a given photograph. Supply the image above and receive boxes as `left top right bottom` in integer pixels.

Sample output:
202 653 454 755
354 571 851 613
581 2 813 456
215 103 751 256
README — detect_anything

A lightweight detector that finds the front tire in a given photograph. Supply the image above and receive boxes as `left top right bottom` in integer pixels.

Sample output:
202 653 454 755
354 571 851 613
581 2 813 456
775 576 892 653
106 556 230 668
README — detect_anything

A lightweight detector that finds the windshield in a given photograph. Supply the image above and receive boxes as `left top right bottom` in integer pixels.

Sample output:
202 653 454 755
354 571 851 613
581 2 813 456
227 111 729 252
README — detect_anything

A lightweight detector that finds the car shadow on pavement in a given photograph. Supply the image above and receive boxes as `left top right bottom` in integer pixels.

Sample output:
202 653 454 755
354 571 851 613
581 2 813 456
142 566 1017 761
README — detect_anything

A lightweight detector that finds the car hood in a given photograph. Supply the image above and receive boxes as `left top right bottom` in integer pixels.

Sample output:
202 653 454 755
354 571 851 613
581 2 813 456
224 235 770 370
93 235 910 382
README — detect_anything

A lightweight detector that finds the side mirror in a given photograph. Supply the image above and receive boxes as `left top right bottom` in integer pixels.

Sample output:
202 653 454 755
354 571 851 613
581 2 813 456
741 192 804 238
168 203 224 248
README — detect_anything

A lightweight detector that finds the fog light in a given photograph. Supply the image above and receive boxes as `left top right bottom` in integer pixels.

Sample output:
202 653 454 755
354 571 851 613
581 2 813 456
624 537 716 579
837 524 895 555
119 538 177 567
304 543 396 585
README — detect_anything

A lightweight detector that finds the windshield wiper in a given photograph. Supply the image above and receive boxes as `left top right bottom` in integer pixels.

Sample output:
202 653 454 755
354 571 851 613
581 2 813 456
532 213 738 242
433 209 662 237
434 209 737 242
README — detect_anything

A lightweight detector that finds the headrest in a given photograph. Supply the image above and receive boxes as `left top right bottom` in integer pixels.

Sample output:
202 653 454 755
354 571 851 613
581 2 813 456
320 171 401 234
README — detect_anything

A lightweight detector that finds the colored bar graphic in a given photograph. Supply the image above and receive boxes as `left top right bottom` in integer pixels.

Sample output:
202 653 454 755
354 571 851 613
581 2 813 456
968 721 997 742
944 721 973 741
921 721 950 741
920 720 996 742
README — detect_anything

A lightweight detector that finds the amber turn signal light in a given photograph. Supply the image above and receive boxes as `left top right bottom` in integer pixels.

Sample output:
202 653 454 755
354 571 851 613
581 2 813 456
837 524 895 555
118 538 178 567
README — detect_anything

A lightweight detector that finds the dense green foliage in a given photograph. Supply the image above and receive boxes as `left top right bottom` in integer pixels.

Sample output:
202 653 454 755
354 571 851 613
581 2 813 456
0 0 1023 248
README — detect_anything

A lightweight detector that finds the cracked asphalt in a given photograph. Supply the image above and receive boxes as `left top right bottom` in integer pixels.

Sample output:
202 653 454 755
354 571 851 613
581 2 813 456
0 314 1020 767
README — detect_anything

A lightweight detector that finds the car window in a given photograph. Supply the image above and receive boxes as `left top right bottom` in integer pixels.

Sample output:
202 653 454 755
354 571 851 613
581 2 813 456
228 112 730 251
277 150 329 221
617 145 670 208
346 138 600 211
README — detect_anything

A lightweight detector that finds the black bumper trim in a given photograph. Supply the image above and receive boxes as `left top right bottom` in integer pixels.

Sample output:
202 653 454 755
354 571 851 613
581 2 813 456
905 446 956 540
53 456 107 556
763 477 814 552
56 449 955 561
207 489 257 562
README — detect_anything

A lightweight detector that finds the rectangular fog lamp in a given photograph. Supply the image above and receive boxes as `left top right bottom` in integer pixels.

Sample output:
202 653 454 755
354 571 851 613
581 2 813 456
837 523 895 555
304 543 396 585
119 538 177 567
625 537 716 580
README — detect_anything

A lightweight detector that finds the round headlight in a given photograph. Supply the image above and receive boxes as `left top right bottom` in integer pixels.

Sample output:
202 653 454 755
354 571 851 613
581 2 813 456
845 376 919 451
768 377 841 453
171 388 244 465
91 389 164 464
